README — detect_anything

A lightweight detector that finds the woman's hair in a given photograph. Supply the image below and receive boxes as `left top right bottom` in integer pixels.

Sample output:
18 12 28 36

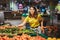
29 6 38 18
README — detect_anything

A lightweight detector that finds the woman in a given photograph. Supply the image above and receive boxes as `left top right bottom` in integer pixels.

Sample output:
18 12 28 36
18 6 43 34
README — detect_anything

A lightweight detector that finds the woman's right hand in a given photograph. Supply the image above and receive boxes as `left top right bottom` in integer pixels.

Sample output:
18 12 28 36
18 24 25 30
18 24 23 27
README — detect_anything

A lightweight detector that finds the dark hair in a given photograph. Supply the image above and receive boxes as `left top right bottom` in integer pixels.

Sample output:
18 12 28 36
29 6 38 18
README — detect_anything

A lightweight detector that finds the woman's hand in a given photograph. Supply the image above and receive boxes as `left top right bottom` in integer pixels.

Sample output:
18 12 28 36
18 17 27 30
18 24 23 27
18 24 25 30
41 26 44 33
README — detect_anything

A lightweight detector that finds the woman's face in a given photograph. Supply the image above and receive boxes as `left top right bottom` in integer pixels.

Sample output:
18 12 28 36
29 7 35 15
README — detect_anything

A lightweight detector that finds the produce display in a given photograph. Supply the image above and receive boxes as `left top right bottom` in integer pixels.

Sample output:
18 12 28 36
0 26 36 36
19 29 36 34
0 25 59 40
47 37 60 40
0 25 48 40
0 34 59 40
0 34 46 40
0 26 19 35
0 25 48 38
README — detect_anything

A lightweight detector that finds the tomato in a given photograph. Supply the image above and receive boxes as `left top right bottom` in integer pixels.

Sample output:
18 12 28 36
0 36 2 40
29 37 36 40
14 36 23 40
2 36 9 40
35 36 42 40
9 38 13 40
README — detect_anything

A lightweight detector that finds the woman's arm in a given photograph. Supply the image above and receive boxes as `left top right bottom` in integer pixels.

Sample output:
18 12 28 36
18 20 26 26
38 14 44 33
39 17 43 27
18 16 29 27
41 20 43 27
40 18 45 33
40 18 44 29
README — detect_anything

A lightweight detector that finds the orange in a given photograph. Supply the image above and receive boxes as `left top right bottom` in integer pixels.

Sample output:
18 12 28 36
52 37 56 40
47 37 52 40
57 38 60 40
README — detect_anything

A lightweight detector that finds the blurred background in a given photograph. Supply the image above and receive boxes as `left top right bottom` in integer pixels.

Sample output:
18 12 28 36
0 0 60 38
0 0 60 26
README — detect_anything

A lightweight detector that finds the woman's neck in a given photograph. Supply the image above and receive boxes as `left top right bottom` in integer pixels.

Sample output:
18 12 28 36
31 13 34 16
31 14 34 17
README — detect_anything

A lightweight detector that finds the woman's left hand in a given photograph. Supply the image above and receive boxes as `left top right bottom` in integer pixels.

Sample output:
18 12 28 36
40 26 45 33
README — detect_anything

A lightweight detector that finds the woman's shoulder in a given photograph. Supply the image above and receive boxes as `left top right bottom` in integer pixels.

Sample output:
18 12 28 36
26 15 30 18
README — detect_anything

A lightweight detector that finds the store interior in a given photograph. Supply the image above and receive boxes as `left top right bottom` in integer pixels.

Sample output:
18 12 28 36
0 0 60 40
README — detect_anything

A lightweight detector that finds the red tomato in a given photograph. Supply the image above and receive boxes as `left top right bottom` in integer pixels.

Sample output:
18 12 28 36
0 36 2 40
35 36 46 40
36 36 42 40
2 36 8 40
14 36 23 40
41 37 46 40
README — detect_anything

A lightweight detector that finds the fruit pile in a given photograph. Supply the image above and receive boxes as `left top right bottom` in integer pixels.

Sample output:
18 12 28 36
0 34 46 40
0 25 36 36
19 29 35 34
0 25 47 40
0 26 19 35
47 37 60 40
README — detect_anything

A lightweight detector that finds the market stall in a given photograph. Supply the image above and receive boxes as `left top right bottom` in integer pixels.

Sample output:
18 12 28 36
0 25 48 40
0 0 60 40
0 24 59 40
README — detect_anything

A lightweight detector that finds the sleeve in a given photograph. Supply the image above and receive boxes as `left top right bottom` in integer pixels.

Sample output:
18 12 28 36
38 14 43 22
38 14 43 26
24 16 29 22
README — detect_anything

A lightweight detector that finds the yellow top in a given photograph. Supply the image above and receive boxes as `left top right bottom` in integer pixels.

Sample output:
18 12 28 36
25 14 42 28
